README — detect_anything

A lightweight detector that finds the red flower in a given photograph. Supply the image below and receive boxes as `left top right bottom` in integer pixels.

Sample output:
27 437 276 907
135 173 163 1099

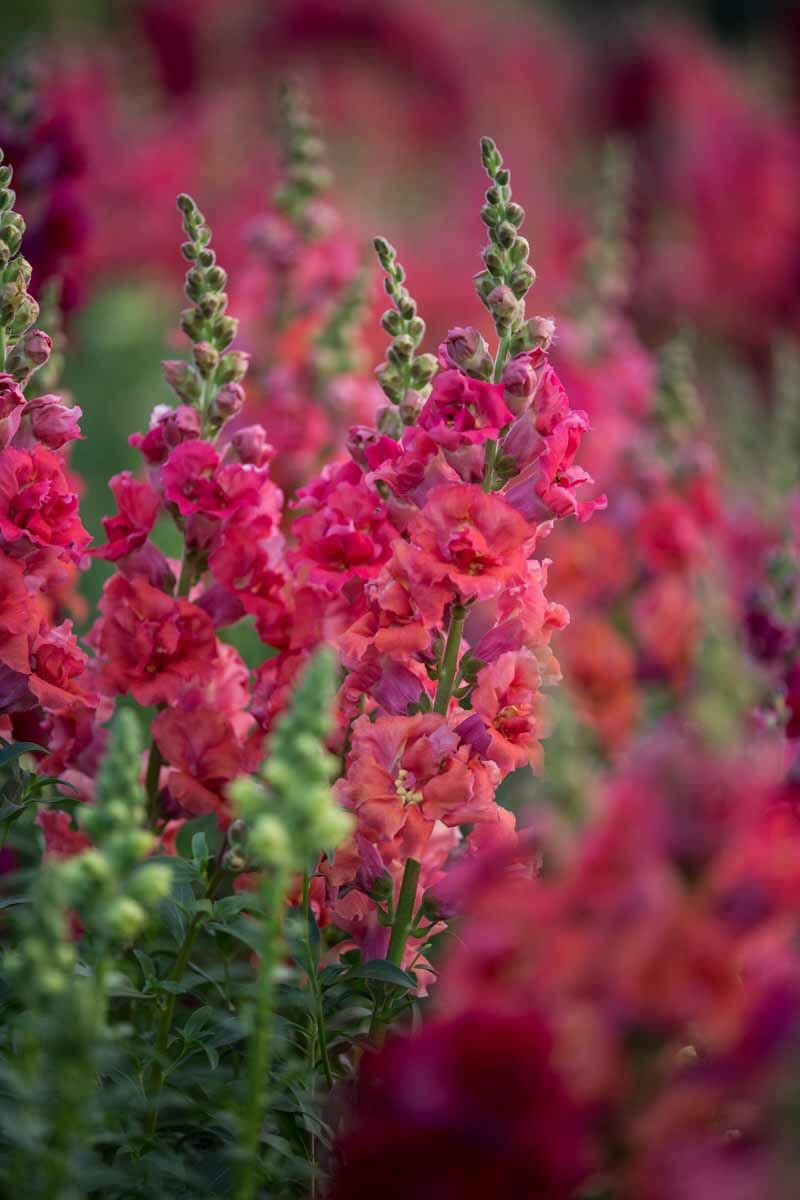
91 573 218 706
28 620 95 712
129 403 200 465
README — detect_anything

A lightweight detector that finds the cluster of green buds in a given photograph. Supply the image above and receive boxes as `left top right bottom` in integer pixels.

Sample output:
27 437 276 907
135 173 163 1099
68 710 171 945
162 193 249 436
0 149 52 378
311 265 369 386
654 334 701 440
273 78 333 239
229 649 352 872
373 236 437 428
474 137 548 367
576 139 633 317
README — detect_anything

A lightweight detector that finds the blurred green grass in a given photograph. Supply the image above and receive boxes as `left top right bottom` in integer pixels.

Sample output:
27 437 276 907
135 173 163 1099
65 282 174 618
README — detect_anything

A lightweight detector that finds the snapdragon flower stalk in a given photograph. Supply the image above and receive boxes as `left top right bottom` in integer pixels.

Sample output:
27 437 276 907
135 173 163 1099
143 192 249 825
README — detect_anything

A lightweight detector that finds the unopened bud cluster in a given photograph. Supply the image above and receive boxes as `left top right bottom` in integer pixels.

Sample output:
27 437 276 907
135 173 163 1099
230 649 352 870
0 150 53 387
373 236 437 425
72 710 170 944
165 193 248 435
274 79 333 239
474 137 552 361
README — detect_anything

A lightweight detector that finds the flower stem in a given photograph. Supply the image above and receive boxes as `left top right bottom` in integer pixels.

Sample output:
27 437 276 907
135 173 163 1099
144 739 163 830
145 862 224 1135
235 860 290 1200
433 604 466 714
386 856 421 967
302 873 334 1089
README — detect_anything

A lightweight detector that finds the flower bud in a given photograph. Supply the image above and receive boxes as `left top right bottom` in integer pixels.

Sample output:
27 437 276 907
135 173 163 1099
438 327 493 380
211 382 245 420
248 814 291 867
162 359 202 405
230 424 275 466
216 350 250 385
486 285 521 331
501 358 537 415
192 341 219 376
106 897 147 942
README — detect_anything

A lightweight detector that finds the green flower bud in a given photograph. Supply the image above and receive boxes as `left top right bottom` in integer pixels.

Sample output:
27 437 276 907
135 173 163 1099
248 815 291 868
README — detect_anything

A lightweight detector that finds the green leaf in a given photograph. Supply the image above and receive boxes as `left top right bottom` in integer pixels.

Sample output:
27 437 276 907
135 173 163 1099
208 916 263 954
0 741 44 768
0 897 28 911
183 1004 214 1040
345 960 417 989
176 812 222 859
159 898 186 945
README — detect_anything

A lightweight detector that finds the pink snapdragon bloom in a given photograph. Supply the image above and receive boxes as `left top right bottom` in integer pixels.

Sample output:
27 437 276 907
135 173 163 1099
27 620 96 712
0 374 27 448
418 368 513 446
94 471 160 561
14 394 83 451
129 403 200 465
162 439 276 520
153 706 252 819
0 445 90 560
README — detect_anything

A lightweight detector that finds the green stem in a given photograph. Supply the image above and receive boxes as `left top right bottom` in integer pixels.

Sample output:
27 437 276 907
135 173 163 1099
483 332 511 493
144 740 163 830
176 553 195 598
433 604 466 714
493 332 510 384
235 861 290 1200
302 874 333 1089
368 856 421 1045
482 439 498 493
386 857 421 967
145 863 224 1135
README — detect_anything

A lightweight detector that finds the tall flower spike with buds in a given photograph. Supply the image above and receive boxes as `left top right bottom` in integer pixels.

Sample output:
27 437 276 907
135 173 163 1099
162 193 249 436
373 236 437 428
474 136 549 375
0 148 51 378
274 78 333 240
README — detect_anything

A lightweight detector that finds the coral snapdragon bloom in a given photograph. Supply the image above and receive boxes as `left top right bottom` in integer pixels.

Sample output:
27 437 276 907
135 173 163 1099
394 483 532 605
469 647 548 775
92 573 217 706
337 712 499 843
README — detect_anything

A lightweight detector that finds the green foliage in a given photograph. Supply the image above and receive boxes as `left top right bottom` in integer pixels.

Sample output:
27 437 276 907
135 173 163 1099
0 655 365 1198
